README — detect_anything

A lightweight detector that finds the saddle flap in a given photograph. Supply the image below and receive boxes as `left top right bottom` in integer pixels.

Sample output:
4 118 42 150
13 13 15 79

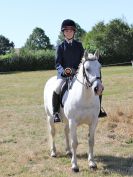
60 82 68 107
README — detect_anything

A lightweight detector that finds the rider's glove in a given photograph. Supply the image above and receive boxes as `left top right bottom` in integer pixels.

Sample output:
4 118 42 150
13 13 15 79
64 68 72 77
61 68 76 77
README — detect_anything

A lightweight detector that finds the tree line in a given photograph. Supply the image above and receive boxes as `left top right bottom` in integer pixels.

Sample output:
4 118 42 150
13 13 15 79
0 18 133 71
83 18 133 64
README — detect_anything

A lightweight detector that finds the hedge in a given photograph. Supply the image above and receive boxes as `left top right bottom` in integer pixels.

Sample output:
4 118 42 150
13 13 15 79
0 50 55 72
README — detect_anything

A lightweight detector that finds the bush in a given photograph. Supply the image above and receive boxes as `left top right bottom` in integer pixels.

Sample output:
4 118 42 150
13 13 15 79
0 49 55 72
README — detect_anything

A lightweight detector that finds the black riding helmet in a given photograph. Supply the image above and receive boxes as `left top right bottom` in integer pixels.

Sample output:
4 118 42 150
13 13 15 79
61 19 76 32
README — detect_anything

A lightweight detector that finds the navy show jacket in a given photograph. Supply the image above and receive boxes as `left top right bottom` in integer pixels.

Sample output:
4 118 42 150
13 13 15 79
55 40 84 75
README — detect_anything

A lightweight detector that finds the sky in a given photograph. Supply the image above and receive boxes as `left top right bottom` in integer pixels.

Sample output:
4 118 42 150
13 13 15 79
0 0 133 48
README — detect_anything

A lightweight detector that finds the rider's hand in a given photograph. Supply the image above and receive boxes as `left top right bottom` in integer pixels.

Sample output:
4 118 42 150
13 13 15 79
65 68 72 77
61 68 76 77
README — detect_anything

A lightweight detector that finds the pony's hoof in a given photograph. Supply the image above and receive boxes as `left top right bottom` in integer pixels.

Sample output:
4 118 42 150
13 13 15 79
90 165 97 171
72 167 79 173
72 165 79 173
89 161 97 170
51 152 56 157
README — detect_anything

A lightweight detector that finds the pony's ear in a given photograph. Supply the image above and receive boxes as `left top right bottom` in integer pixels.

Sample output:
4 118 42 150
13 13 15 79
84 50 88 60
94 50 99 59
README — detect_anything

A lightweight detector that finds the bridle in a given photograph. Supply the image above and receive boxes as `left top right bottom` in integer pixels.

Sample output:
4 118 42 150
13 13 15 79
76 59 101 89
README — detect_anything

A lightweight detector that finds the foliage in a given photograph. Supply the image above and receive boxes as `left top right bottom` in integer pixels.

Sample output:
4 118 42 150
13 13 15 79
83 22 106 53
104 19 130 56
75 23 86 41
0 49 55 72
83 19 133 64
24 27 53 50
0 52 15 60
0 35 14 55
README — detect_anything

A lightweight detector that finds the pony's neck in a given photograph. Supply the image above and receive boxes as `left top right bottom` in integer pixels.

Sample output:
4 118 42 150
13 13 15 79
75 64 94 98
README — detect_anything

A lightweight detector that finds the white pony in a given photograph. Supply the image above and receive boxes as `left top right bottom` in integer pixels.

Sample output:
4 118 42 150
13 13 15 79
44 50 104 172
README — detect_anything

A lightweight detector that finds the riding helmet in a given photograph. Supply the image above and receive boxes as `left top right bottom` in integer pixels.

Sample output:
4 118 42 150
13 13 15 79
61 19 76 32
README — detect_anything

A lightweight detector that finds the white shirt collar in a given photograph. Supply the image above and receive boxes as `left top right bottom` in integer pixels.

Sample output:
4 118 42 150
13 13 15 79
65 38 73 44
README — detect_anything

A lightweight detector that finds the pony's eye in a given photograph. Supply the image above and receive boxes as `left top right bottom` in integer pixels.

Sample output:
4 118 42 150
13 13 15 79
86 68 90 72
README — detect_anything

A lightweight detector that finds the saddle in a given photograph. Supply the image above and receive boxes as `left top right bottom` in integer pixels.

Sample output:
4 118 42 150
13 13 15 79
59 68 76 107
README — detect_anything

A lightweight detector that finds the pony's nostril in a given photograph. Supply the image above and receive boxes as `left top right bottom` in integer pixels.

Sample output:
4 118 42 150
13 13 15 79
94 86 98 92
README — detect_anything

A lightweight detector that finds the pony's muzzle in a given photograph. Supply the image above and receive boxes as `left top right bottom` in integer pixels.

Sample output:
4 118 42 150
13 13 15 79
94 84 104 95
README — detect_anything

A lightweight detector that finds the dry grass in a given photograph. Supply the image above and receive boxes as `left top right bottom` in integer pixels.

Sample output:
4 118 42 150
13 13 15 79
0 67 133 177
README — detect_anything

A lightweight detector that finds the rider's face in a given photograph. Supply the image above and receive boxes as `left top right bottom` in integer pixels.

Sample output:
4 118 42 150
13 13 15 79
63 29 75 40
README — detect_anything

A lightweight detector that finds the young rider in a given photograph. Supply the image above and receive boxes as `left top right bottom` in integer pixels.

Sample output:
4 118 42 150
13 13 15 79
52 19 84 123
52 19 107 122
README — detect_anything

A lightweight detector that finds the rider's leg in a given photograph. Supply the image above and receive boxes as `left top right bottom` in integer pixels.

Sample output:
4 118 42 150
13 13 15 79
52 91 61 122
52 78 64 123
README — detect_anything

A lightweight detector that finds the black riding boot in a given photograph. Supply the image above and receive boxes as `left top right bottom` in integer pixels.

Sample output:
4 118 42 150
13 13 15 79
52 91 61 123
99 95 107 118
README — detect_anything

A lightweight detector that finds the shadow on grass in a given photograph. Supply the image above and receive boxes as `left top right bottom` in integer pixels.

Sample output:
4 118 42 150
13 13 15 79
96 155 133 176
78 153 133 176
58 153 133 176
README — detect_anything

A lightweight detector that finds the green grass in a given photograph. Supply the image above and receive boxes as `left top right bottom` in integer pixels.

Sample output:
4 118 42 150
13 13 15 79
0 67 133 177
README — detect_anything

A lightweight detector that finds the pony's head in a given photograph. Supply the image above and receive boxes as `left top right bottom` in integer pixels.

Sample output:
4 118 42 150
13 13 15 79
81 50 104 95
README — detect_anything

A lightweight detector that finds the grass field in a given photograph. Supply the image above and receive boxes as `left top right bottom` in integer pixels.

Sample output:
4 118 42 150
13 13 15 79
0 66 133 177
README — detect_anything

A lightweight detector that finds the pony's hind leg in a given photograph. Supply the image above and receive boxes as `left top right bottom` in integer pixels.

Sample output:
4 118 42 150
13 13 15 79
64 123 71 156
47 116 56 157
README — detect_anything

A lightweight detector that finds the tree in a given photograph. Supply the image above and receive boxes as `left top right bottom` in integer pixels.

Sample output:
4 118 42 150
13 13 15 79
0 35 14 55
57 23 86 45
24 27 53 50
128 25 133 59
75 23 86 41
104 19 130 57
83 18 133 64
83 22 106 53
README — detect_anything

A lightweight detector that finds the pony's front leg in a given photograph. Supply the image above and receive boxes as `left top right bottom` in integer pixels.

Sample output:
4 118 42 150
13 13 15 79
69 120 79 172
64 123 71 156
48 117 56 157
88 124 97 169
